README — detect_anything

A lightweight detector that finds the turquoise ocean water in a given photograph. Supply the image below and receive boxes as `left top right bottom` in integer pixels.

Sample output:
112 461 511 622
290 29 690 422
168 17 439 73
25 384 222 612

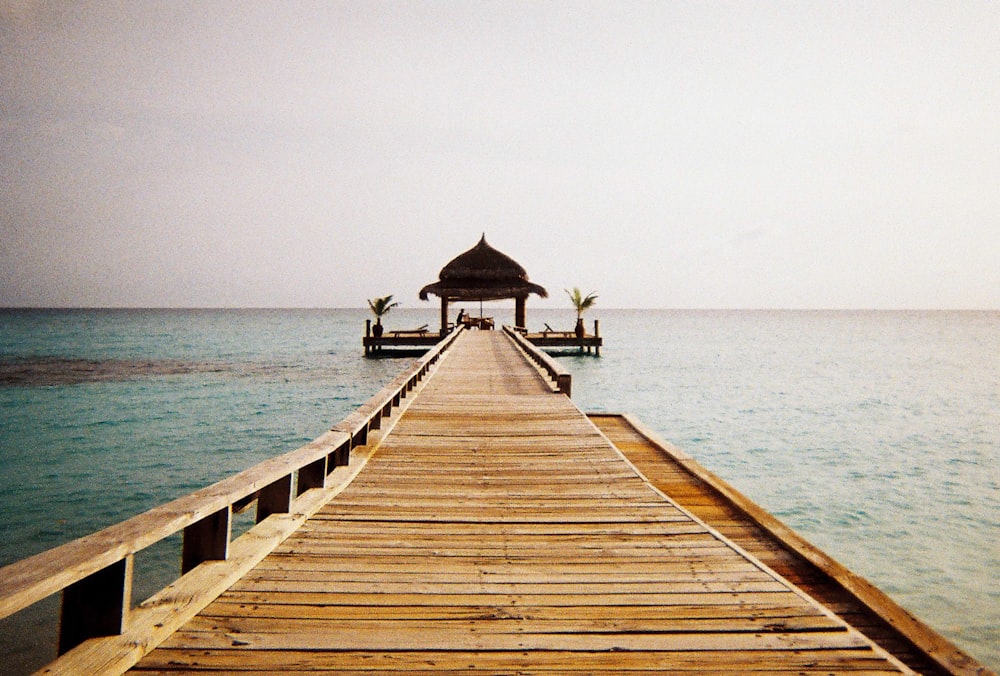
1 308 997 671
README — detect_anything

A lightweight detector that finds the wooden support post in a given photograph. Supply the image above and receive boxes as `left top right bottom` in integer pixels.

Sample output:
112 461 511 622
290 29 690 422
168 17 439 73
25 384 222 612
58 556 133 655
297 457 327 495
440 298 449 336
557 373 572 397
365 319 371 356
368 411 381 431
257 474 292 523
182 506 232 574
515 296 526 329
594 319 601 356
329 439 350 469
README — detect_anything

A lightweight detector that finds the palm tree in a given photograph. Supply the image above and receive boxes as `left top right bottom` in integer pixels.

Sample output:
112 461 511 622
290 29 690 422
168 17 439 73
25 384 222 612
566 287 597 337
367 294 399 337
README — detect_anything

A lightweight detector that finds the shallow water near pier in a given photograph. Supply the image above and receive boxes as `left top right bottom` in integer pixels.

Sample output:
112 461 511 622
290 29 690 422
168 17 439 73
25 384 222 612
0 308 997 670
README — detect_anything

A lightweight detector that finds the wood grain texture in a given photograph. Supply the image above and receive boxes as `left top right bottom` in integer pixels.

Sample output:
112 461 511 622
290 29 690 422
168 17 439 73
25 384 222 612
591 412 993 676
129 332 913 675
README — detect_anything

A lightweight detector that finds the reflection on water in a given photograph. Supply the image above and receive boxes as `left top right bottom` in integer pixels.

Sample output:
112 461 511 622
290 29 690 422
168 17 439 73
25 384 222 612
1 356 227 386
0 356 343 386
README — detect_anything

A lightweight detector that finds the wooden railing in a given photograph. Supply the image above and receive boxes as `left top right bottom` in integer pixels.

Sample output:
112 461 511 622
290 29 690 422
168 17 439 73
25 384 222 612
0 326 463 673
503 325 572 396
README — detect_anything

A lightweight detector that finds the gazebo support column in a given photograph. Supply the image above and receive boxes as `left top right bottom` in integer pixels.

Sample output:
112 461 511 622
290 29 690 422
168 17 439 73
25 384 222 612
440 298 449 336
515 296 526 329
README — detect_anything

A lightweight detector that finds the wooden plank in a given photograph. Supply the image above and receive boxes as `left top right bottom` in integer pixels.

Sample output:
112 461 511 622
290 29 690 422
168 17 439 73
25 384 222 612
133 648 911 673
199 600 828 621
252 556 766 574
209 590 835 608
181 613 842 635
158 626 872 652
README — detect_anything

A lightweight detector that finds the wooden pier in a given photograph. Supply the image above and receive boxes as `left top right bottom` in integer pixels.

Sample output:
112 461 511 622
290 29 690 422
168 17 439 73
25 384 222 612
363 319 440 356
519 318 602 356
365 320 602 357
0 328 992 675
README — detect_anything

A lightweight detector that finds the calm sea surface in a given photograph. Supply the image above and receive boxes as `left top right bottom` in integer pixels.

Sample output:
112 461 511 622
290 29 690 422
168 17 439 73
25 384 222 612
1 308 997 670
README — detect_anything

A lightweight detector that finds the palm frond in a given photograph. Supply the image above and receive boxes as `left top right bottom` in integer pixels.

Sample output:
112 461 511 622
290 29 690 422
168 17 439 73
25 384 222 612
566 287 598 317
367 294 400 318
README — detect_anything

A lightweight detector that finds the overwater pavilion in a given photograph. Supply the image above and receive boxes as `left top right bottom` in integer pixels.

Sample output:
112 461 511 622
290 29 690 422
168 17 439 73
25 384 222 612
419 234 548 335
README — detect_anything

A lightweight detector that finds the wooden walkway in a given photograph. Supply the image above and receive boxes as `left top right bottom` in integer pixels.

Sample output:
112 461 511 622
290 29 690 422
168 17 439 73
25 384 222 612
129 331 914 674
590 414 986 676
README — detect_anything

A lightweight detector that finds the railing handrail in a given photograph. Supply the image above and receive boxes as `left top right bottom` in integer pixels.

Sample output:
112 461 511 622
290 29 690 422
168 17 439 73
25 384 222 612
0 427 348 620
0 326 463 629
502 325 572 396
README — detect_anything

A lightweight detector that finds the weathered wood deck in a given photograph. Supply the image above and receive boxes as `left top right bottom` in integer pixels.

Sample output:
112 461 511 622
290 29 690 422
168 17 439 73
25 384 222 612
364 320 602 357
590 414 988 676
363 320 439 356
127 331 912 674
522 318 603 355
5 328 991 674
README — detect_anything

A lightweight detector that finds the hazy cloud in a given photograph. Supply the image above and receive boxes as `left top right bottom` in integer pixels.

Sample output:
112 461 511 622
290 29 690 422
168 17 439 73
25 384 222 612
2 2 999 308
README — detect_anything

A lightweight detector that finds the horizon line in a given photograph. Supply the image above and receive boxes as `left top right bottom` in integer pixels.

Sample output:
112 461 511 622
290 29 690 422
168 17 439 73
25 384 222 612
2 306 998 312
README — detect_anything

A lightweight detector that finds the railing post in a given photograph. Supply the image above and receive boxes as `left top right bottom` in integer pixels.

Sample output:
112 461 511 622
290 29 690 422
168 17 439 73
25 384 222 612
257 474 293 523
297 457 327 495
182 506 232 574
557 373 572 397
58 555 133 654
330 439 350 468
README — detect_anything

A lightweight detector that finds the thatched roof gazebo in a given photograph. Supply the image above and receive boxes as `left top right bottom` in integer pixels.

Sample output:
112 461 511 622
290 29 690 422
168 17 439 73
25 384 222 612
420 235 548 334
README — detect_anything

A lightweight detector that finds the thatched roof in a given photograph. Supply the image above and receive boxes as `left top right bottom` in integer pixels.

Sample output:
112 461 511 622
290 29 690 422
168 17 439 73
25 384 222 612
419 235 548 302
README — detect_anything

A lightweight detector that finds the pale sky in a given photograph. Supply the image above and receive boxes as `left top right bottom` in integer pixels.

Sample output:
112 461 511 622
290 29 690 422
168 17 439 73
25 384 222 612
2 1 998 309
